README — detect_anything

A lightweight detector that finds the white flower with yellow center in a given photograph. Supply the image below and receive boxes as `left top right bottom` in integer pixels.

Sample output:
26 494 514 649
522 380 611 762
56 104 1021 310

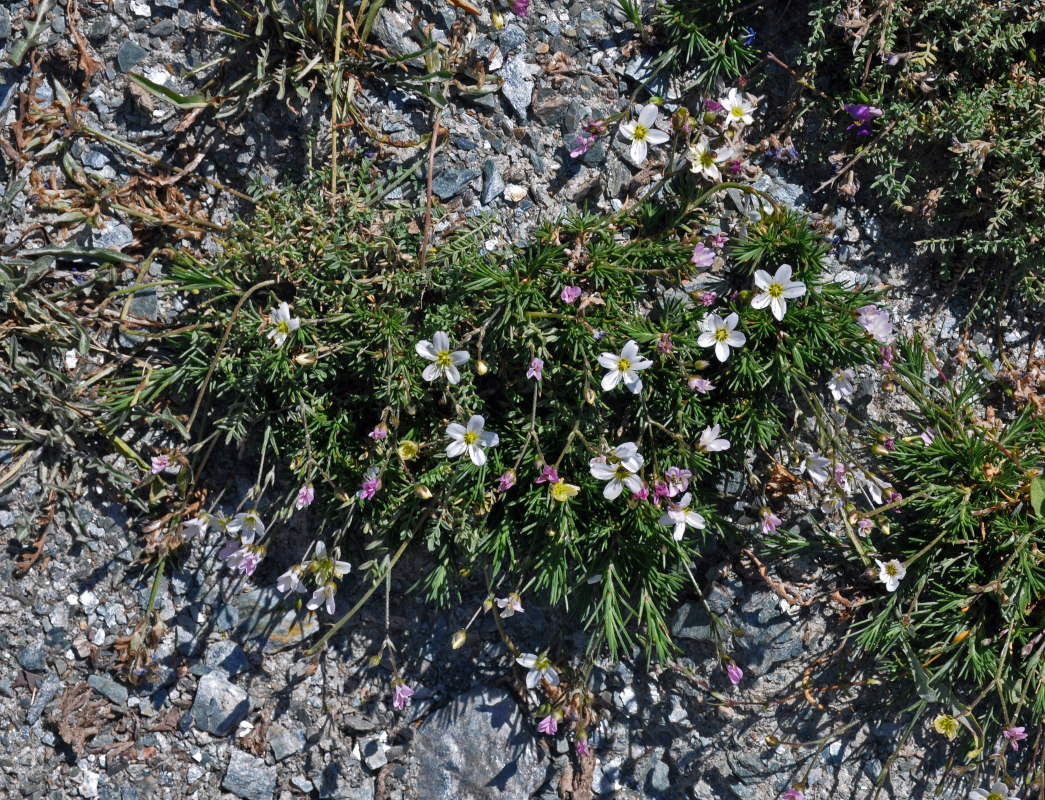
969 781 1020 800
589 442 644 500
696 424 730 453
416 331 470 384
267 302 300 347
697 312 746 362
688 136 731 182
516 652 559 688
659 492 707 540
598 339 653 394
620 104 670 165
720 88 756 127
751 264 806 321
446 414 499 466
875 558 906 592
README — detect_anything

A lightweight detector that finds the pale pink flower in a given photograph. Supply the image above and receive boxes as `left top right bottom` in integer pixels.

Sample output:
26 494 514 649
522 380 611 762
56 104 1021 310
781 789 805 800
561 286 582 303
307 582 337 615
538 714 558 735
920 428 935 446
698 291 718 307
690 243 714 268
570 133 596 158
358 468 381 500
498 470 517 492
761 508 782 534
688 376 714 393
276 565 307 594
856 305 894 343
527 357 544 380
656 333 674 354
710 232 729 249
495 593 525 618
392 680 415 711
535 465 560 484
150 455 170 475
880 344 895 370
576 736 590 757
726 662 743 685
664 466 691 497
369 424 388 440
697 424 730 453
1003 726 1027 751
296 484 315 510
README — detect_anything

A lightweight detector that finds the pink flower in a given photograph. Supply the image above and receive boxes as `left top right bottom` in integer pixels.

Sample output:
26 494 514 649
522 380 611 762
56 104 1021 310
653 480 671 504
358 471 381 500
781 788 805 800
150 455 170 475
726 662 743 685
510 0 530 16
881 434 896 451
576 736 590 757
527 357 544 380
920 428 935 447
369 423 388 440
688 376 714 393
392 681 415 711
561 285 582 304
582 120 605 136
703 98 723 112
729 160 744 174
857 517 873 536
657 333 674 354
1003 726 1027 751
664 467 691 497
710 232 729 249
570 133 596 158
633 485 650 501
535 465 560 484
697 291 717 307
880 344 894 370
537 714 558 735
690 243 714 268
761 508 782 534
498 470 517 492
296 484 315 510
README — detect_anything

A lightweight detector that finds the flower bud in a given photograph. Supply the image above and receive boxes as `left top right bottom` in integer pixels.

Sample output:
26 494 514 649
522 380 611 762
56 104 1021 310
476 359 489 375
483 597 494 611
491 10 505 28
451 629 467 649
369 654 382 667
871 444 891 457
693 360 709 370
584 387 596 404
415 484 433 499
703 111 717 125
765 734 780 746
293 352 317 366
671 107 690 132
398 440 419 460
879 521 891 536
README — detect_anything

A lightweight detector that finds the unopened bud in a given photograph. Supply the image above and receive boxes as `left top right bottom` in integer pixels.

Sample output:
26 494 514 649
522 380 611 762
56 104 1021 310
879 522 890 536
452 630 467 649
483 597 494 611
491 10 505 28
671 107 690 132
415 484 433 499
293 352 317 366
476 359 489 375
871 444 891 457
584 387 596 404
369 654 382 667
765 734 780 746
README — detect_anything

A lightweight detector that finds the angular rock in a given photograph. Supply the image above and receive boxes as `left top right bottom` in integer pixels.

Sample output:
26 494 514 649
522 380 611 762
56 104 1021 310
532 88 569 127
481 160 506 205
88 674 128 706
234 587 319 653
500 54 539 120
17 641 47 672
191 672 249 736
370 7 418 60
317 761 373 799
431 168 481 201
268 723 307 762
222 750 277 800
204 640 250 677
27 674 61 725
735 591 805 676
117 41 149 73
407 686 547 799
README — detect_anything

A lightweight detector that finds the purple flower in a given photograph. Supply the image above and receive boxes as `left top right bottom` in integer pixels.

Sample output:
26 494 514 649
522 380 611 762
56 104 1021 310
857 517 873 536
296 484 315 510
535 465 560 484
726 662 743 685
358 470 381 500
150 455 170 475
781 789 805 800
1003 726 1028 751
690 243 715 268
688 376 714 393
576 736 590 757
664 467 691 497
881 434 896 451
741 26 755 46
527 357 544 380
561 285 582 304
729 160 744 175
583 120 606 136
537 714 558 735
570 133 596 158
710 232 729 249
633 485 650 501
703 98 723 112
510 0 530 16
498 470 517 492
920 428 935 447
845 104 883 136
653 480 671 504
656 333 674 354
698 290 718 307
880 344 894 370
392 681 415 711
369 423 388 440
761 508 782 534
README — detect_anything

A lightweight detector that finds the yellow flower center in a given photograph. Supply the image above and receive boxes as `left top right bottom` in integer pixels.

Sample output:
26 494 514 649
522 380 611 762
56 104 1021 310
731 106 744 117
277 321 290 335
768 282 784 298
700 151 714 167
714 328 729 342
614 465 631 481
618 357 631 373
632 124 648 142
885 563 899 577
463 431 479 445
436 350 453 368
987 794 1004 800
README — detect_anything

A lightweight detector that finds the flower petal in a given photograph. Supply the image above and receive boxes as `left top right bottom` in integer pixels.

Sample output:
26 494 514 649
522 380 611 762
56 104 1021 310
468 445 487 466
645 129 670 145
451 350 470 365
603 480 623 500
631 139 648 164
715 341 730 362
446 440 467 458
597 352 620 369
433 331 450 353
468 415 486 433
726 331 746 347
446 423 467 439
416 340 436 360
753 270 771 290
422 363 443 382
445 364 461 384
601 370 622 391
751 292 771 310
638 103 658 127
774 263 792 283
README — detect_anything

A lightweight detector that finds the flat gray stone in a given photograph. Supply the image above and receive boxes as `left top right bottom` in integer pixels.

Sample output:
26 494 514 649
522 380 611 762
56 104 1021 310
204 640 250 677
117 41 149 72
268 723 307 762
17 641 47 672
191 672 249 736
222 749 277 800
407 686 547 799
234 587 319 653
88 674 128 706
27 674 61 725
500 54 538 120
432 168 481 201
481 160 505 205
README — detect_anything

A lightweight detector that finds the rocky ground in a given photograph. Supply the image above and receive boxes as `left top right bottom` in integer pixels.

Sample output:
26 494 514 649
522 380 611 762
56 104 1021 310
2 0 1043 799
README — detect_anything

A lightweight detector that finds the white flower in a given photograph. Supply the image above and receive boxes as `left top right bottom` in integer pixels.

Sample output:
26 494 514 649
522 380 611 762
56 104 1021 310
827 367 856 402
516 653 559 688
311 541 351 581
307 582 337 615
589 442 645 500
798 451 832 485
697 312 746 362
969 781 1020 800
416 331 470 384
659 492 707 540
875 558 906 592
720 88 756 127
751 264 806 321
598 339 653 394
266 302 300 347
225 510 265 544
446 415 499 466
276 565 307 594
620 104 670 165
696 424 730 453
856 305 894 343
495 593 525 618
688 136 731 181
181 513 210 540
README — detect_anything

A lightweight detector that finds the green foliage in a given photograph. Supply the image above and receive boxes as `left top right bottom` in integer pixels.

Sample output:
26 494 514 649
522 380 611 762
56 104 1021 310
850 338 1045 752
651 0 758 91
801 0 1045 289
126 161 878 661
